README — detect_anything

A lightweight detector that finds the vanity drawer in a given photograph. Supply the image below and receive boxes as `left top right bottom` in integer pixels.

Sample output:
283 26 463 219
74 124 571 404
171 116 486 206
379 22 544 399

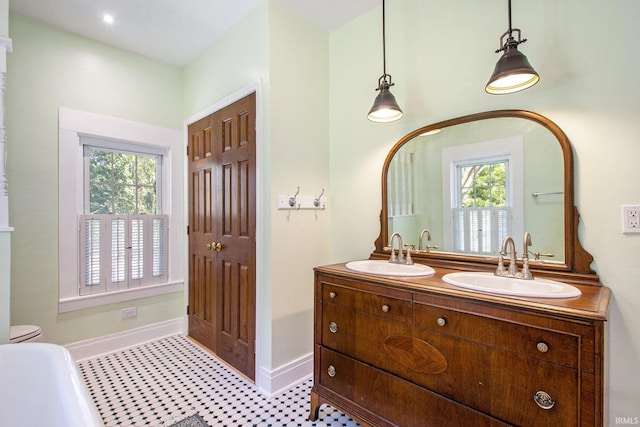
414 301 581 369
317 346 511 427
320 280 411 324
407 328 581 426
321 301 411 366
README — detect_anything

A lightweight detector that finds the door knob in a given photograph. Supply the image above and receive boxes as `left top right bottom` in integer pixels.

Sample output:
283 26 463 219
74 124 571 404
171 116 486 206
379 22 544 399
207 242 222 251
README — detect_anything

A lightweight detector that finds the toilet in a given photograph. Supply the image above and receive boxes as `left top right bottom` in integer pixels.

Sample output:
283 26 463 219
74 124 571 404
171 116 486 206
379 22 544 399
10 325 43 343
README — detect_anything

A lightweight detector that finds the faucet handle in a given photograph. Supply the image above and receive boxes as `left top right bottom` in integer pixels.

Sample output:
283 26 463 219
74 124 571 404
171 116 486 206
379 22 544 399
521 257 534 279
532 251 555 260
495 253 506 276
404 245 414 265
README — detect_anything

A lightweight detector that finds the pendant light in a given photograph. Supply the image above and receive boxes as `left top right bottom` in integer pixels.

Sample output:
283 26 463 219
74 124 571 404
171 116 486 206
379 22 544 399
367 0 403 122
486 0 539 95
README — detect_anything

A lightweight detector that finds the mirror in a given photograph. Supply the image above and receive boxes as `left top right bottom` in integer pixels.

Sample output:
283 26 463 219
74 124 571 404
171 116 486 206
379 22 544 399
374 110 595 278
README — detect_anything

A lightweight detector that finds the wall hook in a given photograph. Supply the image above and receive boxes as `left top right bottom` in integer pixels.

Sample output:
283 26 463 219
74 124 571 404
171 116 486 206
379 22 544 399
289 186 300 208
314 188 325 208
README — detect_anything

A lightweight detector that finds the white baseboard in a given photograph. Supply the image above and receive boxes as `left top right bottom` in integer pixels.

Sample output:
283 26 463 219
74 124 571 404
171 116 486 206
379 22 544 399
65 317 186 361
256 352 313 398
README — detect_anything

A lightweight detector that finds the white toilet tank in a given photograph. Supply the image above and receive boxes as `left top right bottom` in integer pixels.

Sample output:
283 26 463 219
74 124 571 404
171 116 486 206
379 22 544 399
10 325 42 343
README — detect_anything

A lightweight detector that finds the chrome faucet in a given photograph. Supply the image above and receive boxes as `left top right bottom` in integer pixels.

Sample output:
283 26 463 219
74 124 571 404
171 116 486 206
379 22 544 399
496 236 518 277
387 232 414 264
521 232 534 279
418 229 431 252
389 232 404 264
495 233 536 279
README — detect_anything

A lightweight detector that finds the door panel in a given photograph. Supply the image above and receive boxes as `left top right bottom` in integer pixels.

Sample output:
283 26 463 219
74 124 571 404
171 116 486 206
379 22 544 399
215 93 256 379
188 116 215 349
188 93 256 380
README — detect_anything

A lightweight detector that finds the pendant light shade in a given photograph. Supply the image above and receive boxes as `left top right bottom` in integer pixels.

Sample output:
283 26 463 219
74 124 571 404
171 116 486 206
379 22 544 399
486 0 539 95
368 75 403 122
368 0 403 122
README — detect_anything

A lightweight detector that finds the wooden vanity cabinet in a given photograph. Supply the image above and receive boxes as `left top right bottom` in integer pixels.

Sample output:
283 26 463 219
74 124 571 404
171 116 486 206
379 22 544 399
309 266 609 427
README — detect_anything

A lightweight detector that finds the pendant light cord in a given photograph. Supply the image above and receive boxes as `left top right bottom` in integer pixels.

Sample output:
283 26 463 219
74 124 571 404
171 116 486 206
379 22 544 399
507 0 513 36
382 0 387 77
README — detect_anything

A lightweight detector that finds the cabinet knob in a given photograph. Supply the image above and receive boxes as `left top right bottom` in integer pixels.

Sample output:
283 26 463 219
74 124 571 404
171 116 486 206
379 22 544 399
327 365 337 378
436 317 447 327
536 342 549 353
381 304 390 313
329 291 337 299
329 321 338 333
533 391 555 410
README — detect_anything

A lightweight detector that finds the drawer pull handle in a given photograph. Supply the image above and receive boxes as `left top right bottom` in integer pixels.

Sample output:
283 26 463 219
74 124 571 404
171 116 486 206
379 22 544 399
327 365 336 378
329 321 339 333
537 342 549 353
533 391 555 410
436 317 447 327
381 304 390 313
329 291 337 299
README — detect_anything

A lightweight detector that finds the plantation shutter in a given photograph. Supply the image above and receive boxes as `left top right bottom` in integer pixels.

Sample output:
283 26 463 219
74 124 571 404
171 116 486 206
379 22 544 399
79 216 105 295
79 214 169 294
452 207 511 255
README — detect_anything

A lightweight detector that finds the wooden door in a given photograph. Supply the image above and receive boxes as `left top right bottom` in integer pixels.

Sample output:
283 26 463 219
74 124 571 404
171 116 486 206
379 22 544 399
188 93 256 380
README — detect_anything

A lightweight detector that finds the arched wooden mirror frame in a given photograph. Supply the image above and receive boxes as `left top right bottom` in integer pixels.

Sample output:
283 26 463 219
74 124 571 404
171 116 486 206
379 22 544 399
372 110 600 285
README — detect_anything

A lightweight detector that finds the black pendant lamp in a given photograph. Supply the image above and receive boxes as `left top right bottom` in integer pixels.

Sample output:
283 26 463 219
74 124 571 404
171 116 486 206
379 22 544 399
367 0 403 122
486 0 539 95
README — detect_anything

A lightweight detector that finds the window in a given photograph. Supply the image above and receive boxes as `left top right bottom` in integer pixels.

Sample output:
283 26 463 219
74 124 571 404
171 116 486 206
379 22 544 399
85 147 161 215
78 143 169 295
78 147 169 295
59 108 183 312
442 137 523 255
452 160 511 254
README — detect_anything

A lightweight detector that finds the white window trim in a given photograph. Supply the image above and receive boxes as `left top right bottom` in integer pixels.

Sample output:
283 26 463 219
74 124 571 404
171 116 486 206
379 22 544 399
58 108 184 313
441 136 524 253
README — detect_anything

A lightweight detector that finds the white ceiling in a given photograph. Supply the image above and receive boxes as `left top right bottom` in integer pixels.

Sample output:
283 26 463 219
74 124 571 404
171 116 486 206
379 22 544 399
9 0 380 66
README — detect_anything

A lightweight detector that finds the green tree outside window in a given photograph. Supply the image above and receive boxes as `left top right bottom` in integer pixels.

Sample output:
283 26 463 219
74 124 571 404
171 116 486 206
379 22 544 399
89 148 159 215
459 161 507 208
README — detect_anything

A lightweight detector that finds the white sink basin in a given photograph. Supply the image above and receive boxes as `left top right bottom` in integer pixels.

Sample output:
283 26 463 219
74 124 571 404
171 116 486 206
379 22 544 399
442 272 581 298
346 260 435 277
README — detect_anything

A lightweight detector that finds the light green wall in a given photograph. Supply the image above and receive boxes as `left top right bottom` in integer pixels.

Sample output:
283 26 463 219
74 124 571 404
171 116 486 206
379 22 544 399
329 0 640 419
6 13 184 345
267 1 330 369
0 0 7 36
181 3 269 120
181 2 274 371
181 1 331 371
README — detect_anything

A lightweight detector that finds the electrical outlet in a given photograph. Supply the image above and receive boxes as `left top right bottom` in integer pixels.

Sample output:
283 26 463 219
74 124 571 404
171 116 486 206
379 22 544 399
121 307 137 319
622 205 640 233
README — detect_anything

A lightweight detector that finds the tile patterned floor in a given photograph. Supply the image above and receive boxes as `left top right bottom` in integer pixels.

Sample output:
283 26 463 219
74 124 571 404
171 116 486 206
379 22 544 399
77 335 360 427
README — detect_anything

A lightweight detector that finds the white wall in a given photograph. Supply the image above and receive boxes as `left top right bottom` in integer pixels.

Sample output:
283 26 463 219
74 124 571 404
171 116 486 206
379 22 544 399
329 0 640 420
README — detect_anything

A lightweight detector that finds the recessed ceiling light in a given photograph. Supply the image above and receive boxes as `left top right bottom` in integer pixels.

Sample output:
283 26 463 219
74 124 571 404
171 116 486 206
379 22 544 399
103 14 114 24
